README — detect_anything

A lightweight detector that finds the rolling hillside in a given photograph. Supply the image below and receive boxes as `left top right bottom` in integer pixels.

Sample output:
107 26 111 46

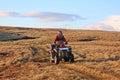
0 26 120 80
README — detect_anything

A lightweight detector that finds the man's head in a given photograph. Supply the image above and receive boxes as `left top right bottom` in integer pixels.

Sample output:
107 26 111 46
58 31 63 35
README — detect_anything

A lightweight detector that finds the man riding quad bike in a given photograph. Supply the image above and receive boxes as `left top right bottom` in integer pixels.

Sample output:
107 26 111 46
50 31 74 64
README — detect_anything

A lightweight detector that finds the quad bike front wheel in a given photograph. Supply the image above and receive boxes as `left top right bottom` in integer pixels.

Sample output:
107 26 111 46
50 54 54 63
50 53 59 64
54 54 59 64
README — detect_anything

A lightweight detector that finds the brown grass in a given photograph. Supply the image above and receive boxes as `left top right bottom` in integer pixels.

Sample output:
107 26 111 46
59 64 119 80
0 26 120 80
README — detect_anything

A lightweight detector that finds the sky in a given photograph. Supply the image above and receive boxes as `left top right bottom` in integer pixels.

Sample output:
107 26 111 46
0 0 120 31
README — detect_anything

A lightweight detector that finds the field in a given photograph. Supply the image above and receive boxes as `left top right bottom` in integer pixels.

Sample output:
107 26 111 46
0 26 120 80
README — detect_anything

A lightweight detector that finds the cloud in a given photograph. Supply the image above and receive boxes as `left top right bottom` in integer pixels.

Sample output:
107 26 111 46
85 15 120 31
85 23 115 31
0 11 18 17
22 12 83 22
0 11 83 23
103 16 120 31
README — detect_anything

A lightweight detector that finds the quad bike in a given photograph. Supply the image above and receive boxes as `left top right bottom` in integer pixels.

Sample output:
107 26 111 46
50 41 74 64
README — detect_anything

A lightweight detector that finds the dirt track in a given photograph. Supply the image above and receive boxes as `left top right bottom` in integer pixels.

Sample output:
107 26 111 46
0 60 119 80
0 62 98 80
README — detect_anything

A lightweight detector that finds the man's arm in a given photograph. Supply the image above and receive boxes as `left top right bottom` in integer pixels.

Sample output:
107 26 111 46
53 35 58 43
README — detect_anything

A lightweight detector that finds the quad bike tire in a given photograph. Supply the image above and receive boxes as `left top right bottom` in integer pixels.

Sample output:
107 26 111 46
68 54 74 63
64 56 69 62
50 57 54 63
54 54 59 64
62 52 69 62
50 54 59 64
50 55 54 63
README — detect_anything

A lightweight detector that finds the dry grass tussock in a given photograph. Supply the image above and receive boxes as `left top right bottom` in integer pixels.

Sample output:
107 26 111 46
0 26 120 80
